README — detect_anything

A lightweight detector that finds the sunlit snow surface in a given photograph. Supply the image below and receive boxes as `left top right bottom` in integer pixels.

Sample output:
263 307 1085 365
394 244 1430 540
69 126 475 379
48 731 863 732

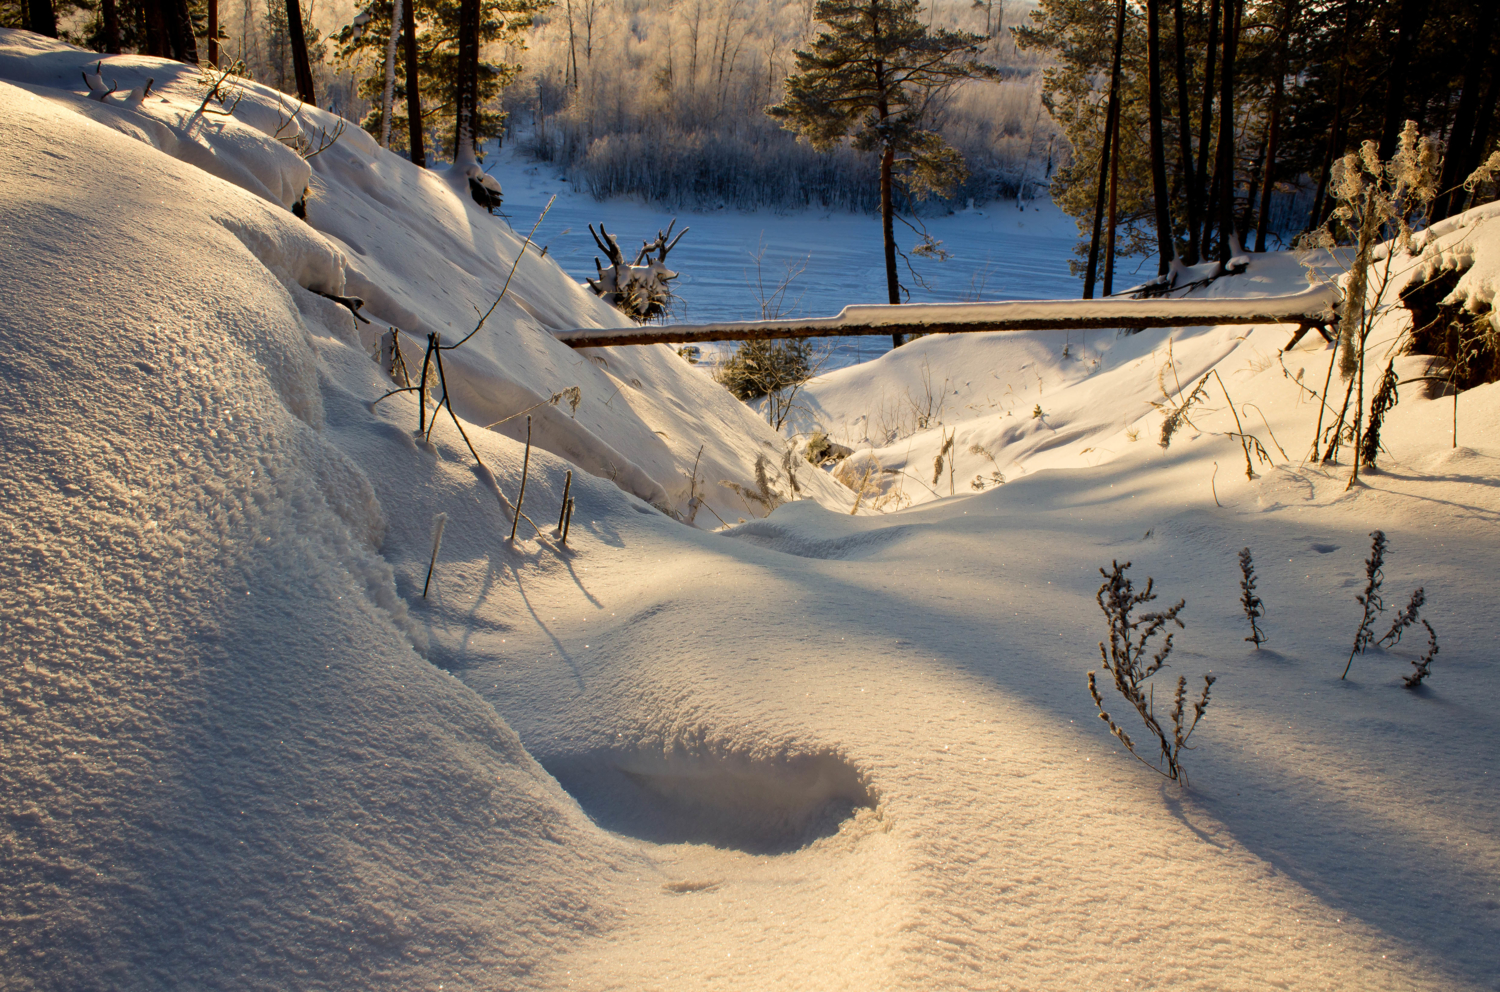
4 30 1500 992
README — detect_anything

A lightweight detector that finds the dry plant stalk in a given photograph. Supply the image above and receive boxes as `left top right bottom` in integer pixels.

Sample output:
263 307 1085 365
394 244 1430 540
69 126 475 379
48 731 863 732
1238 548 1266 648
1089 560 1213 783
1343 530 1388 679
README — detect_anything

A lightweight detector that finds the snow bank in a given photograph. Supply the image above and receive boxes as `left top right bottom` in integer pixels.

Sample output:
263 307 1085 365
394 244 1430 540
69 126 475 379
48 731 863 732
5 28 1499 992
0 30 847 527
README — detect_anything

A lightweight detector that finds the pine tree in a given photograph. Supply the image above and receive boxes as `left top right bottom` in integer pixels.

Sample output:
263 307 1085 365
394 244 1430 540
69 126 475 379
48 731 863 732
767 0 993 346
338 0 545 161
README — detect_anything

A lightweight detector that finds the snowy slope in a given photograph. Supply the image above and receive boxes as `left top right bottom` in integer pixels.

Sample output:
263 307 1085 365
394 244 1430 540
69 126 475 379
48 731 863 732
4 28 1499 992
0 30 846 528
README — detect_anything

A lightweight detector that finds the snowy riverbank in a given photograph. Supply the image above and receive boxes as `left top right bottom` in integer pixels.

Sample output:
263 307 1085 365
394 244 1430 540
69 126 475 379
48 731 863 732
3 32 1498 992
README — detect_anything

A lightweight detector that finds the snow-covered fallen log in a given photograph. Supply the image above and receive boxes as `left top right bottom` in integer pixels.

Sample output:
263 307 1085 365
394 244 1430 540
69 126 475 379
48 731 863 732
551 283 1340 347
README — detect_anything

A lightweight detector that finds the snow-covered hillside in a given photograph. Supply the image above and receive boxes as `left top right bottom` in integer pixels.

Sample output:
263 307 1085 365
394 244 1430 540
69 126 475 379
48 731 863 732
4 30 1499 992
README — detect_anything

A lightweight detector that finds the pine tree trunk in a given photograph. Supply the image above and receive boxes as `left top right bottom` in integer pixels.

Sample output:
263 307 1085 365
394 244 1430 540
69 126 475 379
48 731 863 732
1435 1 1497 221
162 0 199 63
881 142 901 346
453 0 481 162
1458 73 1499 213
25 0 56 37
1214 0 1239 263
1377 0 1428 159
1255 0 1294 251
1084 0 1126 300
1195 0 1220 254
381 0 404 148
1172 0 1198 264
103 0 120 53
1146 0 1175 274
1103 108 1122 296
286 0 317 105
1309 9 1353 231
208 0 219 65
142 0 169 57
403 0 426 166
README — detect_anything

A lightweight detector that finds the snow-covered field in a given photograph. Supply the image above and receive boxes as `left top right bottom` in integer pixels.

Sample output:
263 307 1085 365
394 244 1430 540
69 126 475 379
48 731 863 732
3 32 1499 992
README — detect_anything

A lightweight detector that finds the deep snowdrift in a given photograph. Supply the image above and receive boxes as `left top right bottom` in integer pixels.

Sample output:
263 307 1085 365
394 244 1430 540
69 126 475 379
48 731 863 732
4 30 1499 992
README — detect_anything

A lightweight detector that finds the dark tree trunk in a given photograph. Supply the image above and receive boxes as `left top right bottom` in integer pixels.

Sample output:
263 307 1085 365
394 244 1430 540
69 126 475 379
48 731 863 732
1215 0 1240 262
1377 0 1428 159
1309 8 1354 231
1146 0 1175 274
1195 0 1221 254
142 0 170 57
1459 71 1500 213
1084 0 1127 300
1172 0 1198 263
1103 102 1122 296
453 0 481 160
26 0 57 37
208 0 219 66
1255 0 1295 251
403 0 426 166
287 0 318 106
103 0 120 52
167 0 199 63
881 143 901 345
1435 1 1497 221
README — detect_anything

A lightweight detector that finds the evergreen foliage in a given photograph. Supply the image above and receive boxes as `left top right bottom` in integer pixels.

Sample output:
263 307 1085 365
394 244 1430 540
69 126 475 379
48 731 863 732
768 0 993 321
336 0 545 159
1016 0 1500 280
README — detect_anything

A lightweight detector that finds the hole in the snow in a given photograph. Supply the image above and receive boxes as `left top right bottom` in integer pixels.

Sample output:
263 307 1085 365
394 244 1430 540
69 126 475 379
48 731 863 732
1311 543 1340 554
544 745 876 853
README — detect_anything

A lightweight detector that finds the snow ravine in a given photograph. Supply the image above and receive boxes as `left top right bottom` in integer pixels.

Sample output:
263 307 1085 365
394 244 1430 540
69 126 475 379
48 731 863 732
3 32 1498 992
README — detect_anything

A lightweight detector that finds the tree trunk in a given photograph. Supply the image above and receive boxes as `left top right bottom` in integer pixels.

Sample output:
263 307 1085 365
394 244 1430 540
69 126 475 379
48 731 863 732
1255 0 1294 251
403 0 426 166
1103 104 1122 296
103 0 120 53
1377 0 1428 159
26 0 56 37
453 0 481 162
1458 70 1499 213
566 0 580 92
287 0 318 106
1172 0 1198 264
881 143 901 346
142 0 169 57
1195 0 1220 255
1435 1 1497 221
1214 0 1239 262
381 0 404 148
1146 0 1175 275
1309 8 1354 231
208 0 219 65
1084 0 1127 300
169 0 199 63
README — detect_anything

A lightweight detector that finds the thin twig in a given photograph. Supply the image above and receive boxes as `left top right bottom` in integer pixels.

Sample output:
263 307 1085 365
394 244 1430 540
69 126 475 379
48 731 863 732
446 195 556 350
510 416 532 542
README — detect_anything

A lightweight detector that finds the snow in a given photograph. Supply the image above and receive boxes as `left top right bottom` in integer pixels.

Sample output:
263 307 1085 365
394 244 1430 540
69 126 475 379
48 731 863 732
4 30 1499 992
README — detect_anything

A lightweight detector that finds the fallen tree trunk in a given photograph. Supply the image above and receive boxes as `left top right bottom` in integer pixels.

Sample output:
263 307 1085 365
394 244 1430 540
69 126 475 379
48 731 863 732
552 285 1338 348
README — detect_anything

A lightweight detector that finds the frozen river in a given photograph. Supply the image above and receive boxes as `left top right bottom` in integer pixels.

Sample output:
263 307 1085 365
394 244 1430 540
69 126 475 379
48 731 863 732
487 146 1094 368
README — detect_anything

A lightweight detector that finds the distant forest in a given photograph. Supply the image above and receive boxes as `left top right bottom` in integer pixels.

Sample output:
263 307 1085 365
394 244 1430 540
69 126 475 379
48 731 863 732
501 0 1061 213
10 0 1499 261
